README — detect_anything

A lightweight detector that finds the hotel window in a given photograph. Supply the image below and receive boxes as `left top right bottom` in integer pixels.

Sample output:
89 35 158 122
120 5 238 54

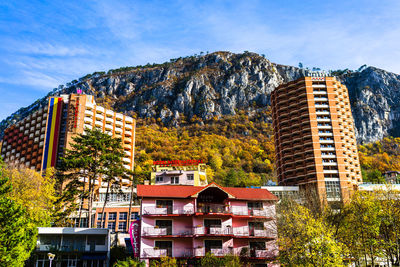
108 222 116 232
171 176 179 184
131 212 139 220
119 212 127 220
187 174 194 180
108 212 117 220
118 222 127 232
156 176 163 183
325 181 341 199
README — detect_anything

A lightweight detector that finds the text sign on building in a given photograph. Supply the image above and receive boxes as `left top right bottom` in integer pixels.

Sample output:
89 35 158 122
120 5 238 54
129 219 141 257
153 159 204 166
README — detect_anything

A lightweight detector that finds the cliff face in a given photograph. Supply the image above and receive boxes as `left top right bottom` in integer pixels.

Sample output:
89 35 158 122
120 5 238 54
341 67 400 143
1 51 399 144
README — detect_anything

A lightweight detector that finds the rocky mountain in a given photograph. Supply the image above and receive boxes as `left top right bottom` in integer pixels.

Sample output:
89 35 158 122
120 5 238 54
1 51 399 144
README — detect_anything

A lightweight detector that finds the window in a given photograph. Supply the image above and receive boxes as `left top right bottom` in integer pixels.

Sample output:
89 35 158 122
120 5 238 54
325 181 341 199
248 201 263 209
87 235 106 246
97 213 103 220
119 212 127 220
131 212 139 220
108 212 117 220
171 176 179 184
156 176 163 183
108 222 116 232
97 221 103 228
187 174 194 180
118 221 127 232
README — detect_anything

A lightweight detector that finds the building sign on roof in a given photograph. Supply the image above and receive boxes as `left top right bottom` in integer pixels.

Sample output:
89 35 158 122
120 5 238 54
153 159 204 166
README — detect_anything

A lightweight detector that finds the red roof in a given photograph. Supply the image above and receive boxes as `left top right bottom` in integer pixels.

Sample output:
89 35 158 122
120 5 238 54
137 183 278 201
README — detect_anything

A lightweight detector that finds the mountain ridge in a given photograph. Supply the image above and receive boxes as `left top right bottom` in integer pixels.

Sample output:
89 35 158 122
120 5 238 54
1 51 399 144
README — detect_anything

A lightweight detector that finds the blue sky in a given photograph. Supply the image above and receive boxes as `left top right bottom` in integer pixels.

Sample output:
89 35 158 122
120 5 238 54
0 0 399 120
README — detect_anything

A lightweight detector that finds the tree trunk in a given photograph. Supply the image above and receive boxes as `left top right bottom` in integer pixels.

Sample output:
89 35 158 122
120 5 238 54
77 176 86 227
101 179 111 228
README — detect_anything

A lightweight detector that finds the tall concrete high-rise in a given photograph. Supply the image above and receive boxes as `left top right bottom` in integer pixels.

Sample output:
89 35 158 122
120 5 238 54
1 94 135 180
271 75 362 203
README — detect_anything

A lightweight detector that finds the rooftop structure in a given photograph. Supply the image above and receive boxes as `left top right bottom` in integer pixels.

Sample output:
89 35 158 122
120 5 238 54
150 159 207 186
137 183 278 266
271 76 362 203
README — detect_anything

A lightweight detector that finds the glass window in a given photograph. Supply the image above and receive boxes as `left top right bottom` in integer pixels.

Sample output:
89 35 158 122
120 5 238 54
108 222 116 232
171 176 179 184
87 235 106 245
325 181 341 199
131 212 139 220
118 221 127 232
108 212 117 220
187 174 194 180
119 212 127 220
156 176 163 183
97 213 103 220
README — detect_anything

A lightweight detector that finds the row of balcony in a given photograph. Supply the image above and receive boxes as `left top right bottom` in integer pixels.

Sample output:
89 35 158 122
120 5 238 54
142 247 275 259
142 205 274 217
142 226 276 238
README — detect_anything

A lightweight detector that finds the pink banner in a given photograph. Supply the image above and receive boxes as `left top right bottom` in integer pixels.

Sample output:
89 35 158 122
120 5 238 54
129 219 141 257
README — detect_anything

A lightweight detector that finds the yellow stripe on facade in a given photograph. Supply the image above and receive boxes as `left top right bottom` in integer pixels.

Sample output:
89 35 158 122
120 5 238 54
46 98 58 168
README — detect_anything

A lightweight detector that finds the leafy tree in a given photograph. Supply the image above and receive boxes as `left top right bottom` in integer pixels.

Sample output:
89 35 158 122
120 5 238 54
337 191 382 266
200 252 224 267
113 257 145 267
278 199 344 266
59 128 131 228
0 164 38 266
150 256 177 267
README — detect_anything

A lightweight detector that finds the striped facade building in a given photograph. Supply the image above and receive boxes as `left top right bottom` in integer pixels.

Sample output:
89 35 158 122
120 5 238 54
271 76 362 203
1 94 135 179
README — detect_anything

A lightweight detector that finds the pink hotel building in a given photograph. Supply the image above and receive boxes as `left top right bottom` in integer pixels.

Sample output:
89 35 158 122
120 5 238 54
137 183 278 266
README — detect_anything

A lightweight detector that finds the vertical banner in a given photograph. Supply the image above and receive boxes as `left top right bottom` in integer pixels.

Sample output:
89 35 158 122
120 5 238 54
42 97 63 170
129 219 141 258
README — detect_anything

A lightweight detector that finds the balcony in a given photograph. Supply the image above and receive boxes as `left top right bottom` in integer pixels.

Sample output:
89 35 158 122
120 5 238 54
233 226 276 238
142 206 194 215
196 204 230 214
193 226 232 236
231 207 274 217
142 227 193 237
142 248 175 258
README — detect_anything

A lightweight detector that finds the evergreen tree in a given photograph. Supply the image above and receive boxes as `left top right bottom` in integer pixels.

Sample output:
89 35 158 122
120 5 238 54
59 128 131 228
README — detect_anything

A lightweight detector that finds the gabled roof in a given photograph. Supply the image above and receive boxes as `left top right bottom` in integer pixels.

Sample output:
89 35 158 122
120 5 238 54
137 183 278 201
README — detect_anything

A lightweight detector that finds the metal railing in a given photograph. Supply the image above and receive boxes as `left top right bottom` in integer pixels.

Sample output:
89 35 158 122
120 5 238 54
142 227 193 236
196 204 230 214
142 206 194 215
193 226 233 235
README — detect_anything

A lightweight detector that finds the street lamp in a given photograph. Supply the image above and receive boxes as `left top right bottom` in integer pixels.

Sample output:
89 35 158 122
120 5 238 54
47 253 55 267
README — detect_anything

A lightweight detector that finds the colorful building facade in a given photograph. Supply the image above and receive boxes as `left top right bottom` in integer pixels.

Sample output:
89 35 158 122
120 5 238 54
150 160 207 186
271 75 362 203
137 183 278 266
1 94 135 175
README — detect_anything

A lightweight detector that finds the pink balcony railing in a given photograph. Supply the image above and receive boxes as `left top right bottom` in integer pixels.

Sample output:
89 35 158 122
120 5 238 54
231 206 275 217
143 248 171 258
142 248 193 258
142 206 194 215
142 227 193 236
234 247 276 258
233 226 277 238
193 226 233 235
194 247 233 257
